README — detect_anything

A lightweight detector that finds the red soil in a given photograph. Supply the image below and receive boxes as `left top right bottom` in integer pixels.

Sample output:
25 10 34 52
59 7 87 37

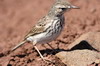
0 0 100 66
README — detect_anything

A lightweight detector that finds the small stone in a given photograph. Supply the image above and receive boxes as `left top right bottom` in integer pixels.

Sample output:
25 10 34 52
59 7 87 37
56 50 100 66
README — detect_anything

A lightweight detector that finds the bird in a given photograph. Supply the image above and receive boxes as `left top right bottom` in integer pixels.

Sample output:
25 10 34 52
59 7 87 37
11 0 79 61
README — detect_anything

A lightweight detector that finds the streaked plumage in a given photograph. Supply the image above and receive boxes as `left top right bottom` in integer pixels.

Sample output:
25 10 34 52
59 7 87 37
25 15 64 44
11 0 79 61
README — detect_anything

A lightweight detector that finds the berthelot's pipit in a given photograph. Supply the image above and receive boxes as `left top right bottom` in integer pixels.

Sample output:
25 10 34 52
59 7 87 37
11 0 79 61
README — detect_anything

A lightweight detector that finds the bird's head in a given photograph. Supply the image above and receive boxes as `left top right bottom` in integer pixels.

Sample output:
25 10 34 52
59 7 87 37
50 0 79 16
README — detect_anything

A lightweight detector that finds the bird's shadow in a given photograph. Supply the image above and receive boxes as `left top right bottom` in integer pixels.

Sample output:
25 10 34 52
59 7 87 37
39 48 67 55
13 40 99 58
38 40 99 56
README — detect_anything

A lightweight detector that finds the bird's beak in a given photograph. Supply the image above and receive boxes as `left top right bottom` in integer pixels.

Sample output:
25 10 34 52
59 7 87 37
68 5 80 9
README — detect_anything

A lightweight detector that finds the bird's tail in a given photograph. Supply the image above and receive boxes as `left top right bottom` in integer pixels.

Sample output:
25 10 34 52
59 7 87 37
11 40 27 51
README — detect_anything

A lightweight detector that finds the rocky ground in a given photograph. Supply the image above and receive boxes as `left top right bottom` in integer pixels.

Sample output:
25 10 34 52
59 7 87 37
0 0 100 66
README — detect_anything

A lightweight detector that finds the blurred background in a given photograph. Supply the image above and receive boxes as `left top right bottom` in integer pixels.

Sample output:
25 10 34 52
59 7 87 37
0 0 100 65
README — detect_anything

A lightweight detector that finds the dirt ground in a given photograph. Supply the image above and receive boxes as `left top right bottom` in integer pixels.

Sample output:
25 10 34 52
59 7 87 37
0 0 100 66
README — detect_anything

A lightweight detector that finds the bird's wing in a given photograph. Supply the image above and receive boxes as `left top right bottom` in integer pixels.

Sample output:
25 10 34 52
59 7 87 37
24 25 45 39
24 17 49 40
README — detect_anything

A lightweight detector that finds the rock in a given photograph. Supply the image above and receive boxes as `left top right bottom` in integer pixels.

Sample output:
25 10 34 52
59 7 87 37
67 31 100 51
56 50 100 66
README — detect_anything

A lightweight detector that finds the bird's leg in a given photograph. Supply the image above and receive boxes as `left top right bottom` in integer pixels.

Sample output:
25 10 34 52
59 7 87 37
32 41 46 61
32 41 57 62
34 46 45 61
47 43 58 54
33 42 54 62
47 43 54 50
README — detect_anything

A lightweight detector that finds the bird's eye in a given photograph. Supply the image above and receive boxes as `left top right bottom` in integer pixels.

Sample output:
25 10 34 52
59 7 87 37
61 8 66 10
